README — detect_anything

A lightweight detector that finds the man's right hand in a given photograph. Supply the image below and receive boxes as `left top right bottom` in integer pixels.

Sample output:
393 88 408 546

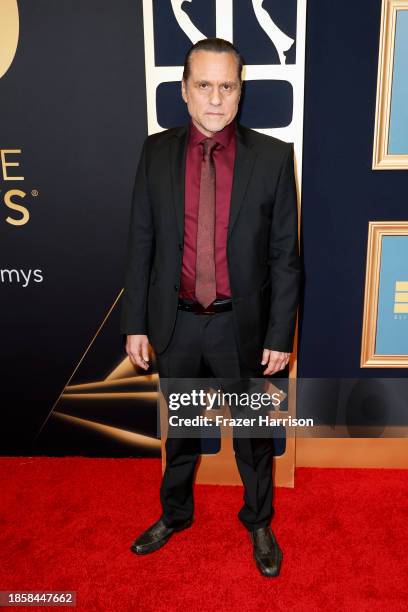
125 334 150 370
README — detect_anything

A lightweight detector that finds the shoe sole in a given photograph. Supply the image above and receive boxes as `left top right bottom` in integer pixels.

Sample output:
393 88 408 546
130 519 193 555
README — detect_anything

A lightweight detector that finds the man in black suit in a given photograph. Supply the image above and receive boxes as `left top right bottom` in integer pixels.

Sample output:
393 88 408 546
120 38 300 577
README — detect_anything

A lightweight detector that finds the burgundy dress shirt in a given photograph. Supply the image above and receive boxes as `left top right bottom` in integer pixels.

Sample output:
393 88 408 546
179 120 236 300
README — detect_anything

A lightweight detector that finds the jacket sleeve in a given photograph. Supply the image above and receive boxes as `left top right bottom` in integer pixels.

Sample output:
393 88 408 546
263 142 301 352
119 138 154 335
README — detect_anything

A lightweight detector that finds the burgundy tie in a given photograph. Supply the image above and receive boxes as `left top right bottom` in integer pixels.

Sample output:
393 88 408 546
195 138 218 308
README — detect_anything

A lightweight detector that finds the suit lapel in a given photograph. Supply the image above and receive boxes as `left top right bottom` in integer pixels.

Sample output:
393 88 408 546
169 122 256 243
228 123 257 240
169 125 189 242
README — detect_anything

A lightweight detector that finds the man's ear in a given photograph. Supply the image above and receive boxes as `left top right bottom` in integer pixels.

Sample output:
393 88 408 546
181 78 188 103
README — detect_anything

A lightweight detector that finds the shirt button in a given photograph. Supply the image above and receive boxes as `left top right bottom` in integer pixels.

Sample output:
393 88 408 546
179 244 183 251
174 284 179 291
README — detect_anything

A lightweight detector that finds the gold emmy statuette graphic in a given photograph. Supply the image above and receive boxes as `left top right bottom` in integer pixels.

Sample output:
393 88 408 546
0 0 19 79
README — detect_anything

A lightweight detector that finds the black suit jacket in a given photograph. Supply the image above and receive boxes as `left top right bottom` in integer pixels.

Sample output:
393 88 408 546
120 122 300 370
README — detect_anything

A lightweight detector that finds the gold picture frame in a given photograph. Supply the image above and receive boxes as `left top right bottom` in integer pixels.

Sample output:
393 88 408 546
361 221 408 367
373 0 408 169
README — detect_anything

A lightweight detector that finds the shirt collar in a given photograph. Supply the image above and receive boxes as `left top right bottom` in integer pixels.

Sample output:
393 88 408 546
188 120 236 149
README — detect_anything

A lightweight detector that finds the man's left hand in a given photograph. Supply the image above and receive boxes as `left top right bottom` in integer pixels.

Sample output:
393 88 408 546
261 349 290 375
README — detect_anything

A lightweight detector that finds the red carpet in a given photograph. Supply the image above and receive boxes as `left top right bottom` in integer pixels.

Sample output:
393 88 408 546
0 458 407 611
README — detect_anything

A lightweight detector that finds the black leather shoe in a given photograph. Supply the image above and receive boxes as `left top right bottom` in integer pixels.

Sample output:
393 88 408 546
250 527 283 577
130 517 193 555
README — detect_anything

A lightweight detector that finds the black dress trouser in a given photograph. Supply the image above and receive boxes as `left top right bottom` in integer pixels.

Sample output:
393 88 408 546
155 308 276 532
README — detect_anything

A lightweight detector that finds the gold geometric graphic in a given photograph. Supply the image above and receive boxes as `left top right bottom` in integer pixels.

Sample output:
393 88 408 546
0 0 19 79
394 281 408 313
34 290 161 452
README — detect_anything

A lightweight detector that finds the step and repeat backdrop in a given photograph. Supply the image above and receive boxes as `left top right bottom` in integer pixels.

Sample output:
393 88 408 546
1 0 148 454
0 0 307 472
298 0 408 448
1 0 406 463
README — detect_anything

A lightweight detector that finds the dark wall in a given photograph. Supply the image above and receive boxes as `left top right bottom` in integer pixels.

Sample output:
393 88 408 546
0 0 147 452
2 0 406 454
298 0 408 378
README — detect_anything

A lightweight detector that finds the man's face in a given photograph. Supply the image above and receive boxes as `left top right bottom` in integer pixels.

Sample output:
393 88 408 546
181 50 241 137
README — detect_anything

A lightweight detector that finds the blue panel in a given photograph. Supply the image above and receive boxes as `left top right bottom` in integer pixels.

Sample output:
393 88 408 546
388 10 408 154
234 0 297 65
152 0 296 66
200 431 286 457
238 80 293 127
200 437 221 454
272 430 286 456
375 236 408 355
157 80 293 128
156 82 190 126
153 0 216 66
